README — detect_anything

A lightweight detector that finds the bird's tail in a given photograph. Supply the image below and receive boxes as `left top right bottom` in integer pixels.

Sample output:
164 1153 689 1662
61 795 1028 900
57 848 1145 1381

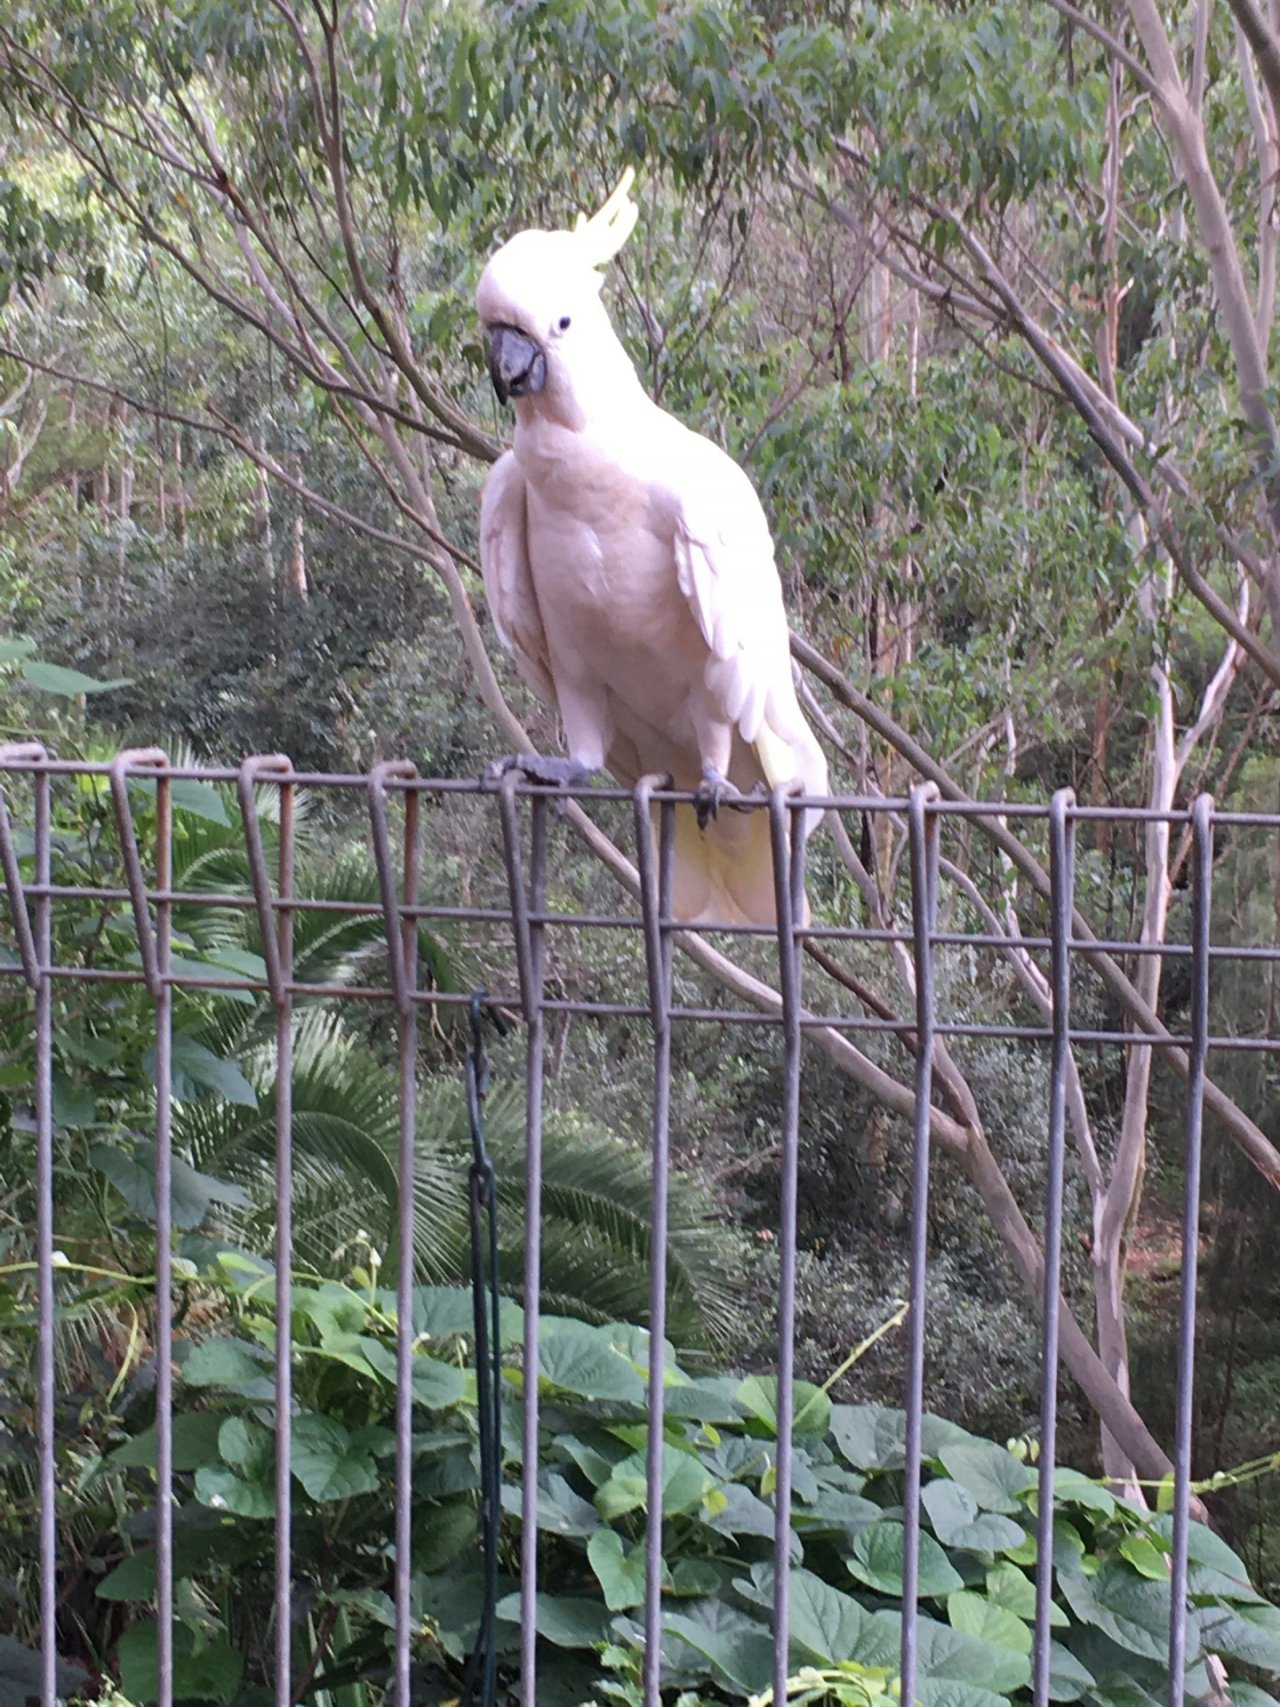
654 800 808 929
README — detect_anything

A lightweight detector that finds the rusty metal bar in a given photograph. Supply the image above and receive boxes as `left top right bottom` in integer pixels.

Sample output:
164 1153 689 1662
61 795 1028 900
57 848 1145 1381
900 781 940 1707
236 756 298 1705
238 756 292 1007
1033 789 1076 1706
0 744 45 984
109 750 174 1704
0 753 1259 1707
1168 795 1213 1699
108 749 169 1000
32 756 55 1707
14 865 1280 966
498 773 549 1707
769 783 807 1703
634 776 675 1705
368 760 421 1707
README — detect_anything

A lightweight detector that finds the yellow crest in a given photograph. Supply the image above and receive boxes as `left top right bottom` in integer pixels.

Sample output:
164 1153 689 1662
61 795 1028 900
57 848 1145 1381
572 168 638 267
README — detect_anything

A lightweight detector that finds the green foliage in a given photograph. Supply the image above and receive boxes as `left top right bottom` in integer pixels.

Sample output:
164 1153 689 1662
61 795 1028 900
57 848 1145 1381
8 1269 1272 1705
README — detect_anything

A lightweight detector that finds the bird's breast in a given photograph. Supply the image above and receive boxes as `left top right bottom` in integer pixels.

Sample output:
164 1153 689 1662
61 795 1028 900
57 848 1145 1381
519 439 695 654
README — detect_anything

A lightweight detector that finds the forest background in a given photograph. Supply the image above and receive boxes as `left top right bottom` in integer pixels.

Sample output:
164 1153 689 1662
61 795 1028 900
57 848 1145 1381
2 1 1280 1703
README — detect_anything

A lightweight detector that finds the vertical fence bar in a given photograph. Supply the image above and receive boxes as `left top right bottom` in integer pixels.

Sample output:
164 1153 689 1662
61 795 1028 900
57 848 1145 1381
0 748 52 1704
153 766 175 1707
901 782 940 1707
240 757 296 1706
498 776 548 1707
1033 789 1076 1706
30 754 56 1707
769 785 806 1703
110 750 172 1707
634 778 675 1707
368 761 421 1707
1168 794 1212 1704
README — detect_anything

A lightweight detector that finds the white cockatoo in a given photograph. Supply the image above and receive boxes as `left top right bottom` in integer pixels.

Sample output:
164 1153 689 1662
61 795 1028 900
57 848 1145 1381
476 171 827 926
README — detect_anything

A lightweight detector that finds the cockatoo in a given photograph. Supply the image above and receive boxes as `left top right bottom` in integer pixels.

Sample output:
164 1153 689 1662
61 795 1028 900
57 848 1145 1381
476 171 827 926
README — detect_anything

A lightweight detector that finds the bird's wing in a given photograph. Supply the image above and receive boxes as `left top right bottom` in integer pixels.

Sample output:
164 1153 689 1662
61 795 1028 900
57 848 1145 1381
664 433 797 746
479 451 557 708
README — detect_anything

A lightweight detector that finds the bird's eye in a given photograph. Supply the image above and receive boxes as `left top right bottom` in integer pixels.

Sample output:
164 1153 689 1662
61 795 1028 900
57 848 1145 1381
558 315 572 331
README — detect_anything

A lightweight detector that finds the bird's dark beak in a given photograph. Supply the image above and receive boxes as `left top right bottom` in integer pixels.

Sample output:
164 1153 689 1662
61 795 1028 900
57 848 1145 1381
488 325 547 404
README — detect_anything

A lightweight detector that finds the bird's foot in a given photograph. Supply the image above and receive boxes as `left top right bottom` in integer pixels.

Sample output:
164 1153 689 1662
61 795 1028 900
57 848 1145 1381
693 766 766 830
483 752 598 790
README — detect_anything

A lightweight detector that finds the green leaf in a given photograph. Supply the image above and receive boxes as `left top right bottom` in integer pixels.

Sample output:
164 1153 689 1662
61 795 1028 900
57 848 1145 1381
0 636 37 663
588 1528 647 1609
671 1559 724 1596
661 1601 774 1693
1149 1515 1264 1601
194 1460 274 1520
412 1499 477 1572
169 1034 258 1107
294 1281 367 1340
736 1372 832 1438
553 1432 623 1487
503 1470 599 1537
198 946 268 985
983 1562 1066 1626
735 1563 869 1666
538 1318 646 1401
117 1619 243 1702
1198 1601 1280 1669
847 1521 964 1598
413 1572 488 1662
20 659 131 695
406 1284 524 1346
91 1141 251 1231
1045 1641 1096 1703
52 1073 96 1127
0 1635 86 1707
182 1336 276 1399
218 1415 272 1472
1118 1534 1168 1580
595 1444 709 1521
97 1551 160 1601
923 1478 1026 1551
1052 1468 1116 1515
111 1412 226 1471
291 1413 390 1501
947 1589 1032 1653
915 1614 1033 1695
916 1684 1016 1707
703 1479 786 1542
170 779 230 825
495 1591 608 1649
1056 1563 1178 1663
938 1440 1037 1513
794 1487 884 1538
357 1337 468 1408
831 1403 971 1471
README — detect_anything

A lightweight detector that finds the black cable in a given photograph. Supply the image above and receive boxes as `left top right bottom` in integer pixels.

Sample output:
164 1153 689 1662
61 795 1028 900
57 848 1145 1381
460 991 507 1707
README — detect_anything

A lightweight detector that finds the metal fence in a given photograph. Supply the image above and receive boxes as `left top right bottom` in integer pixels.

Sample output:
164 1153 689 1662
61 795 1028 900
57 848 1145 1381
0 746 1265 1707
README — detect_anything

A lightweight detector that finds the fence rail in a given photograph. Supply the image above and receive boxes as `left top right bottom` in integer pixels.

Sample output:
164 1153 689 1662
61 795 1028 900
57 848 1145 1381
0 747 1271 1707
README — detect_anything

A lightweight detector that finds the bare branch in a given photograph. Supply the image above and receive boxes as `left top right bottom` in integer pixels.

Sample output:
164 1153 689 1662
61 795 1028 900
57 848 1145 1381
1225 0 1280 122
790 628 1280 1193
1037 0 1166 100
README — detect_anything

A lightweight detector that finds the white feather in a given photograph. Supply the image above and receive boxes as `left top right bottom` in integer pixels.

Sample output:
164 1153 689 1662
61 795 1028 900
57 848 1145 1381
476 217 828 923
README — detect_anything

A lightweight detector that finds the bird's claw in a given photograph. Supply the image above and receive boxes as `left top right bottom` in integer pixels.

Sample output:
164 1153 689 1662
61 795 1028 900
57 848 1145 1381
482 754 598 815
693 770 769 830
694 767 738 829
